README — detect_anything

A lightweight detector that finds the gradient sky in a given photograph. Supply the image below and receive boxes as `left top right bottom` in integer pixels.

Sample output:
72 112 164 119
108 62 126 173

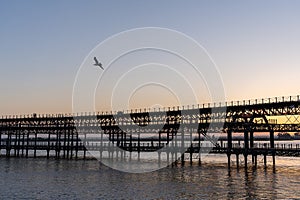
1 1 300 115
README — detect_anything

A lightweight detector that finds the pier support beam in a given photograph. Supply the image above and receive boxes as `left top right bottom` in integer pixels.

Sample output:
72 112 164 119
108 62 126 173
14 130 17 156
181 129 184 166
244 129 249 169
198 133 201 166
67 130 70 159
6 132 11 157
227 153 231 169
84 132 87 159
34 131 37 158
270 130 275 149
21 130 25 157
47 132 51 159
270 129 276 169
227 130 232 169
250 131 255 164
63 129 66 159
17 127 21 157
189 127 193 166
181 153 185 166
244 154 248 169
189 145 193 166
75 131 78 159
26 131 29 158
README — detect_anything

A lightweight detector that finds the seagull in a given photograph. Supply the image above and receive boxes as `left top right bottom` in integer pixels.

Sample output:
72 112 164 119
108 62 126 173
93 57 104 70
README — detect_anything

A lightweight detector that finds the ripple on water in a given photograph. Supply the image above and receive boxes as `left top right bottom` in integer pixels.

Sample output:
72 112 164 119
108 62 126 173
0 157 300 199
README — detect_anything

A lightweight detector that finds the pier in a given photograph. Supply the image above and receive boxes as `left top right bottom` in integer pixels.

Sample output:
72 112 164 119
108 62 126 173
1 95 300 169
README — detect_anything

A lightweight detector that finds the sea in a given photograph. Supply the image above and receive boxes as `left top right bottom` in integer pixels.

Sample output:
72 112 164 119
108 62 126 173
1 154 300 199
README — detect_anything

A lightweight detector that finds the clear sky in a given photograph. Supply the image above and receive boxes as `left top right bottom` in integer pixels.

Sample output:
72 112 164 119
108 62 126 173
1 1 300 115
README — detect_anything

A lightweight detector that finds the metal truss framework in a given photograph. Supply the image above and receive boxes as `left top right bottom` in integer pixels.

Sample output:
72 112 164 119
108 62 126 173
0 95 300 164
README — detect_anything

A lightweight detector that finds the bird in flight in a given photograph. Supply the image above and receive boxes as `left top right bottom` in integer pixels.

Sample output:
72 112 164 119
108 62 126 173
93 57 104 70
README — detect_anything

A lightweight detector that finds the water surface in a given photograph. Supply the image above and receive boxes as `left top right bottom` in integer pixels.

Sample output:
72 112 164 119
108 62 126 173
0 157 299 199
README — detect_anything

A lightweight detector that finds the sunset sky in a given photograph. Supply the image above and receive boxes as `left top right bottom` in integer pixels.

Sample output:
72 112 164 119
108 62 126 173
1 1 300 115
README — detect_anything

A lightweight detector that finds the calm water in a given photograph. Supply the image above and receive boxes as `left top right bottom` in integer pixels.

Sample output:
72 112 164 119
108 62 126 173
0 156 300 199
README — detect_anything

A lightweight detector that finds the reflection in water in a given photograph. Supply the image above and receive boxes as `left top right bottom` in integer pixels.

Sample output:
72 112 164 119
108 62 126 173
0 157 300 199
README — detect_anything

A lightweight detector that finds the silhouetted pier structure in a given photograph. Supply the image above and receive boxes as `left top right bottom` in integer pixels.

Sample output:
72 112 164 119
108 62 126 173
1 95 300 169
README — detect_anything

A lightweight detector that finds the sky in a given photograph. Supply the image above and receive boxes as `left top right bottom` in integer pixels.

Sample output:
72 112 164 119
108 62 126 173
1 0 300 115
